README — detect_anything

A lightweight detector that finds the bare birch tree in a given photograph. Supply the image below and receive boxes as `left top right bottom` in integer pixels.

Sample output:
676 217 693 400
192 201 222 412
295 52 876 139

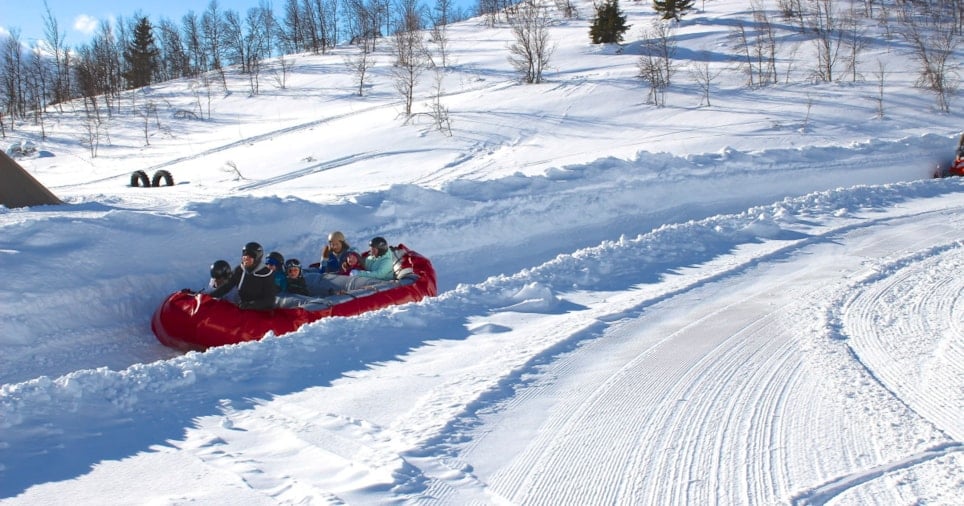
427 69 452 136
42 1 70 111
638 20 676 106
808 0 845 82
507 0 555 84
871 59 887 119
690 57 722 107
733 2 778 87
897 2 960 113
391 7 430 116
0 31 26 127
429 0 454 68
345 47 376 96
842 4 868 82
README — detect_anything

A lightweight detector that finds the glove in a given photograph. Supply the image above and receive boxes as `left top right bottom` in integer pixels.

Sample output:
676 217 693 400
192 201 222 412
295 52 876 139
180 288 195 294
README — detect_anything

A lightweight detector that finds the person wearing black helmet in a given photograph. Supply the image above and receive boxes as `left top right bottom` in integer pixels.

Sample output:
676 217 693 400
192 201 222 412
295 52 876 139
209 241 278 310
209 260 233 288
205 259 239 302
209 259 233 289
283 258 310 296
337 236 396 290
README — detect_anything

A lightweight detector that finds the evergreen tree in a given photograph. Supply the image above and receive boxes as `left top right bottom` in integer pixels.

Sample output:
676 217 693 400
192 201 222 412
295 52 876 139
589 0 631 44
123 17 159 89
652 0 696 22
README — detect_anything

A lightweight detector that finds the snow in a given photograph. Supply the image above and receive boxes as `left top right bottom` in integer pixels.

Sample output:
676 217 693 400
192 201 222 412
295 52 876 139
2 0 963 504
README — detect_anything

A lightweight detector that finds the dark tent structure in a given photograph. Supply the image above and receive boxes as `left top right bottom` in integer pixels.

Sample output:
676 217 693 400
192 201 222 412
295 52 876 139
0 150 63 208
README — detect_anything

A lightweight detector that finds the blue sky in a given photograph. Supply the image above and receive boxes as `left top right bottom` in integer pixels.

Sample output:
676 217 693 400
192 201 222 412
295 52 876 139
1 0 254 46
1 0 476 47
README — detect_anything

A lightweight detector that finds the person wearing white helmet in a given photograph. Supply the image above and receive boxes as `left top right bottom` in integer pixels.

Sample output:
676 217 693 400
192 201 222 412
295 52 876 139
320 231 356 273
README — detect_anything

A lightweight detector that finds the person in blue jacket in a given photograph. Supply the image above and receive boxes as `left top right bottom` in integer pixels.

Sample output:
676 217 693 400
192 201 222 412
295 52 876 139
320 231 355 273
265 251 288 293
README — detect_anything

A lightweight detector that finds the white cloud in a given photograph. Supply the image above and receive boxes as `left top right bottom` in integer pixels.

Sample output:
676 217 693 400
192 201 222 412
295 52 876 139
73 14 99 36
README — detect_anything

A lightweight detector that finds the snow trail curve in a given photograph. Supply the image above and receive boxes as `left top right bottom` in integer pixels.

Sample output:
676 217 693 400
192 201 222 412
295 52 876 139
432 195 964 505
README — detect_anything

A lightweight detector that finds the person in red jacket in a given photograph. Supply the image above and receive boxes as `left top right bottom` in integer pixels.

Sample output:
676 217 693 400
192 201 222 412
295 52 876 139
339 251 363 275
950 133 964 176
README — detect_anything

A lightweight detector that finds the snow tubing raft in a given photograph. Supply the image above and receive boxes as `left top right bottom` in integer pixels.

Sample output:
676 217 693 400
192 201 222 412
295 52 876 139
152 245 437 351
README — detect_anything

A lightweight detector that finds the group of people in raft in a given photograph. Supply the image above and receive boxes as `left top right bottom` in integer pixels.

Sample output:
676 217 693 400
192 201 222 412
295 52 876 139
205 231 405 310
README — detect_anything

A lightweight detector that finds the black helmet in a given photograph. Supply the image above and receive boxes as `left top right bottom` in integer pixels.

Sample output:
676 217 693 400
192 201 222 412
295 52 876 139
284 258 302 271
266 251 285 269
210 259 232 280
242 242 264 263
369 236 389 255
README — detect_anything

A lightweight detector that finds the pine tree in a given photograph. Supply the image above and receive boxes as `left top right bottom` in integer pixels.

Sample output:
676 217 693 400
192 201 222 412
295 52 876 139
589 0 631 44
652 0 696 22
123 17 159 89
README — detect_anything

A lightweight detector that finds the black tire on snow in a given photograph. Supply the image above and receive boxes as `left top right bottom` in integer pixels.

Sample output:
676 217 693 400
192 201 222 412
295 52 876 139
152 170 174 187
130 170 150 187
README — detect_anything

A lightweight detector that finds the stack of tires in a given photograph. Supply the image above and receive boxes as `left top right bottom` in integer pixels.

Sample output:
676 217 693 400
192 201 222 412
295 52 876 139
130 170 174 187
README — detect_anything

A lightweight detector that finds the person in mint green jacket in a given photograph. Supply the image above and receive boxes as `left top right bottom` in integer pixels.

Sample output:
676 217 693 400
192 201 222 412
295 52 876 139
351 237 395 281
334 236 396 291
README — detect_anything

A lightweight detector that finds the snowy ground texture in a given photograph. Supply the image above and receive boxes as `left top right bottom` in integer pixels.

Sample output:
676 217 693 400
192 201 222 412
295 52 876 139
2 0 963 504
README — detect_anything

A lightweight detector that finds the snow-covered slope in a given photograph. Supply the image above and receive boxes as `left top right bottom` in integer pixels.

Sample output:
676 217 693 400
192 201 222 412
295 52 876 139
1 0 962 503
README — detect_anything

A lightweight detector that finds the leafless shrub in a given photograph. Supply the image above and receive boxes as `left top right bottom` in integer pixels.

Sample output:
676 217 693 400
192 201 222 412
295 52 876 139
345 48 376 96
507 0 555 84
897 2 960 113
392 25 431 116
690 58 722 107
638 20 677 106
872 58 887 118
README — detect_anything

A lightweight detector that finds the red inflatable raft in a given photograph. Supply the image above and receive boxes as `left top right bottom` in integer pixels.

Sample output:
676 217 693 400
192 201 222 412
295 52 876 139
152 245 437 351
